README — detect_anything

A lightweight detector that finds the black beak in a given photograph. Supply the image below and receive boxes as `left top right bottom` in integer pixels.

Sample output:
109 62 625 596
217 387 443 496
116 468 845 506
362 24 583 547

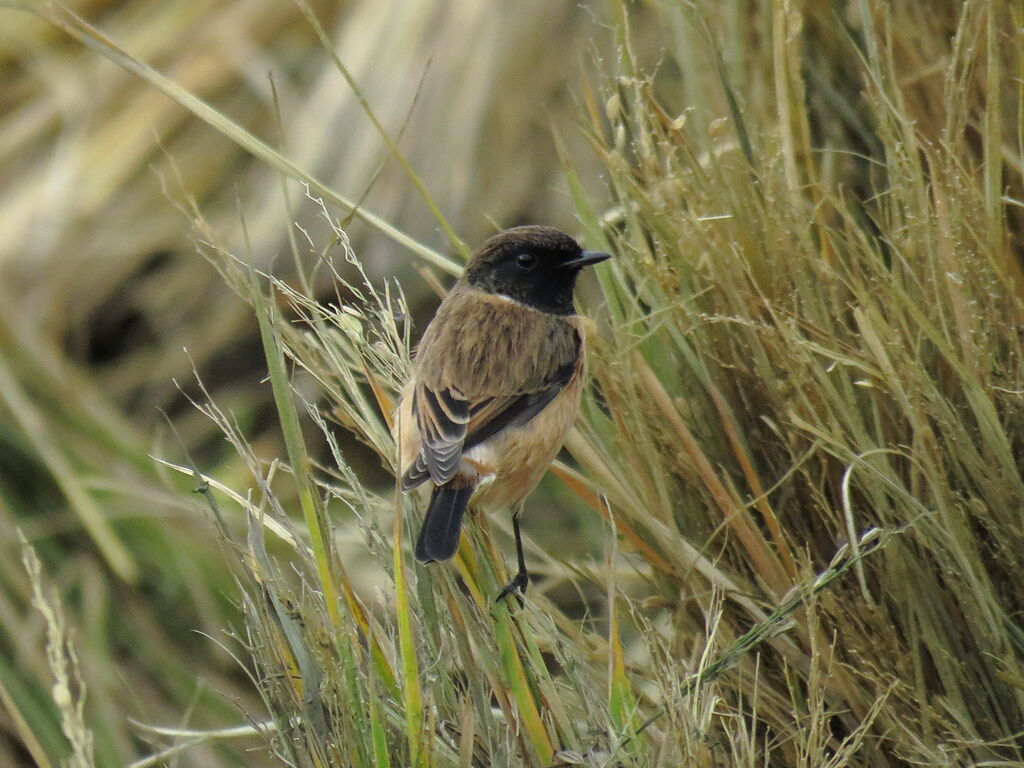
559 250 612 270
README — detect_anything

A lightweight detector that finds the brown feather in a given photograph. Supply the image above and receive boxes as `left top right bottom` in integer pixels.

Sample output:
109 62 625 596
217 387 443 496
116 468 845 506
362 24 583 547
396 286 583 502
393 225 608 565
417 286 580 397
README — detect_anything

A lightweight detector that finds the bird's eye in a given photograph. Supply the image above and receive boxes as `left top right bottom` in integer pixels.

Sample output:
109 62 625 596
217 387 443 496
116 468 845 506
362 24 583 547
515 252 538 270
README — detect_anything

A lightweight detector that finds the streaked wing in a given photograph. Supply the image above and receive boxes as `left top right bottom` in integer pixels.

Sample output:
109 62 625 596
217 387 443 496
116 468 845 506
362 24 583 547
411 383 470 487
403 364 575 491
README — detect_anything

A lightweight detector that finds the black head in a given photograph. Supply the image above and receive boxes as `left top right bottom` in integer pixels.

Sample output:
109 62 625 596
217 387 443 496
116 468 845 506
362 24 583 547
463 225 610 315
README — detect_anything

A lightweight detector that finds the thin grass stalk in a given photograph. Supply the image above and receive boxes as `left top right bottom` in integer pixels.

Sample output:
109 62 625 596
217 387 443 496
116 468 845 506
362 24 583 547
16 1 459 277
606 584 643 764
250 269 342 634
391 496 425 766
491 605 554 766
294 0 468 262
983 0 1004 262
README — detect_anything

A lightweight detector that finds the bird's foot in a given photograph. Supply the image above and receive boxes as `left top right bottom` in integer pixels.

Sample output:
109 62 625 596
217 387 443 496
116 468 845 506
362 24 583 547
495 571 530 606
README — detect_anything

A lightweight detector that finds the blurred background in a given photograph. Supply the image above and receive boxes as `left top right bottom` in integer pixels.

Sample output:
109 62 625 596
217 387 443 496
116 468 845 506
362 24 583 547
1 0 617 424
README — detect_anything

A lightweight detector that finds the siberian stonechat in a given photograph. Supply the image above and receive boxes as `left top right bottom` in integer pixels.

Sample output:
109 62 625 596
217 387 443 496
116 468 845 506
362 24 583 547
395 225 609 598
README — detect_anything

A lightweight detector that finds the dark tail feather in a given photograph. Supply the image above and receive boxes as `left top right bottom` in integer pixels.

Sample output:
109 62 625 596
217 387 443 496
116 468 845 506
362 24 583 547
415 484 473 563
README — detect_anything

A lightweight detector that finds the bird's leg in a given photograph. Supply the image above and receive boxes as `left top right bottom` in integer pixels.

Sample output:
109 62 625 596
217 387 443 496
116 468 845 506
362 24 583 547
496 508 530 603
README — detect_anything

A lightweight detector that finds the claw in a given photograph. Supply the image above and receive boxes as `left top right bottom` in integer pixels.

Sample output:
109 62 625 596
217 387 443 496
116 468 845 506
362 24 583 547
495 571 530 607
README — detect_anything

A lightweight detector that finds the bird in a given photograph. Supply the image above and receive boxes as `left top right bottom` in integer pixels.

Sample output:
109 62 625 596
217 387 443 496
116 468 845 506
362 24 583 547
394 225 610 600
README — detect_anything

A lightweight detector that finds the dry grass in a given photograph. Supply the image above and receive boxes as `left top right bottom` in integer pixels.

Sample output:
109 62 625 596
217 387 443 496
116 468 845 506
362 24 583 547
0 1 611 764
1 1 1022 766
